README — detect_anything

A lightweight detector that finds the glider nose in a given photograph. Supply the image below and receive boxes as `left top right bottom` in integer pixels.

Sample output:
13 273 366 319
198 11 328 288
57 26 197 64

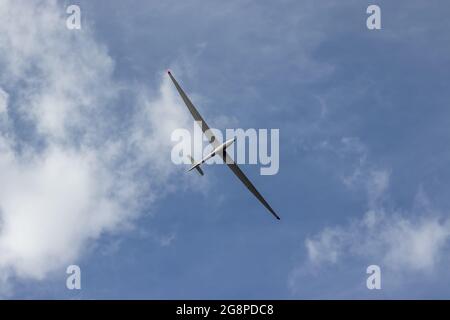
226 137 236 147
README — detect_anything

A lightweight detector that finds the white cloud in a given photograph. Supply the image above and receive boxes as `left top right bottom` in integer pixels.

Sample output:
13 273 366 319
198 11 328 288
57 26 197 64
130 74 192 180
366 169 390 207
0 0 197 293
305 208 450 272
0 88 7 115
0 1 117 142
289 138 450 292
303 167 450 273
305 227 345 265
0 146 119 280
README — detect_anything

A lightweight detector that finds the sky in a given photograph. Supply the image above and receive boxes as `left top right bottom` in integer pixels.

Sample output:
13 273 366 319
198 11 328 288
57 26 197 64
0 0 450 299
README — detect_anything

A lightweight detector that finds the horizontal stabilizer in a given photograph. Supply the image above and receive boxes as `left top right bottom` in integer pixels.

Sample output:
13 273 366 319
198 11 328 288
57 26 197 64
188 155 204 176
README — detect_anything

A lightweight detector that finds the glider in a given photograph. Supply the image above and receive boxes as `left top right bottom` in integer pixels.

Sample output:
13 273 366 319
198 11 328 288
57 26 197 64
168 71 280 220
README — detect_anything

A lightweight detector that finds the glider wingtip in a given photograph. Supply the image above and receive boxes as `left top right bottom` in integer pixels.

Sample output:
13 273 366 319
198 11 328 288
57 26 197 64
270 210 281 220
167 69 172 75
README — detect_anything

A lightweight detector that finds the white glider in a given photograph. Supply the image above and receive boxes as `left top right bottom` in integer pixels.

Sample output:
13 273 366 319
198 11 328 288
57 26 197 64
168 71 280 220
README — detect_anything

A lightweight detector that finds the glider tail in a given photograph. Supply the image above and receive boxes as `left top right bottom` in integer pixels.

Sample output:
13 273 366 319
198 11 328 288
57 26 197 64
187 155 204 176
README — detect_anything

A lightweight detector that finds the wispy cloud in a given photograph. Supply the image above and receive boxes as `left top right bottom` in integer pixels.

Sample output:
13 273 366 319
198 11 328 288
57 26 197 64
303 192 450 273
0 88 7 116
290 138 450 293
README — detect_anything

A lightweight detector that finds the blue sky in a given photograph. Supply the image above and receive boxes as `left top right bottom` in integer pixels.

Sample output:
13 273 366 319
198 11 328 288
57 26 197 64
1 0 450 299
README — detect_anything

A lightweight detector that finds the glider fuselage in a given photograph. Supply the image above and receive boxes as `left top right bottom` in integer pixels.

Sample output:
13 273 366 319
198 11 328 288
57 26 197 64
189 137 235 171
